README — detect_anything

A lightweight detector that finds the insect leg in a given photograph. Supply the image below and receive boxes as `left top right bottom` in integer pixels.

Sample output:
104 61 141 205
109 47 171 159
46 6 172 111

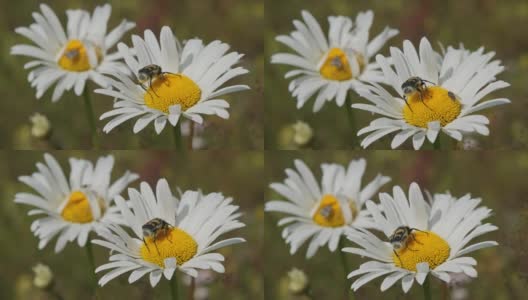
138 82 156 99
402 95 413 112
154 239 160 255
410 228 429 235
409 233 424 245
393 249 403 266
149 77 160 97
143 237 150 252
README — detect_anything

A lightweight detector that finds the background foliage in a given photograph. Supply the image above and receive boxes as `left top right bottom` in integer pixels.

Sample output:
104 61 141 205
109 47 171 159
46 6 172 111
0 150 264 299
265 151 528 299
265 0 528 150
1 0 263 150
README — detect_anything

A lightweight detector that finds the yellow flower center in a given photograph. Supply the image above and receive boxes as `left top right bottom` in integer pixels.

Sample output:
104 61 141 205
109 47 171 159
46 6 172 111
143 74 202 113
60 191 106 223
313 194 349 227
319 48 364 81
140 227 198 268
392 231 450 271
58 40 102 72
403 86 462 128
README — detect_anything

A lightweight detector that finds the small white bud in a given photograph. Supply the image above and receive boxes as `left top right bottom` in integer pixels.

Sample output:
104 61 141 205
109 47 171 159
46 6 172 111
287 268 309 295
32 263 53 289
292 121 313 146
29 113 51 139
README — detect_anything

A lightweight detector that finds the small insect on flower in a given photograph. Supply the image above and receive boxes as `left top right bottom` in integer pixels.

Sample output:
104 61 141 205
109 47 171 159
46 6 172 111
318 205 333 219
63 48 80 61
330 56 345 71
137 64 178 96
401 76 436 110
142 218 174 254
389 226 428 265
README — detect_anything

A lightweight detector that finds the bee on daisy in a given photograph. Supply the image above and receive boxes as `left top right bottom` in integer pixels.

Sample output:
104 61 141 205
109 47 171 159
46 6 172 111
271 10 398 112
343 183 498 293
96 26 250 136
352 37 510 149
93 179 246 287
11 4 135 102
265 159 390 258
14 153 138 252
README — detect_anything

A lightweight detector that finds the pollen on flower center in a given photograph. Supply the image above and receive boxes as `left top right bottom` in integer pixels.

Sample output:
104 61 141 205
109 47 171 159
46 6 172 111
403 86 462 128
140 227 198 268
319 48 364 81
58 40 102 72
60 191 102 223
392 231 450 271
143 74 202 113
312 194 345 227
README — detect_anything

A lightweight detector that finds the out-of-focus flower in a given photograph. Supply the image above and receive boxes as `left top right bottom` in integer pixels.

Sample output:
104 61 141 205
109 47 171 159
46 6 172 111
266 159 390 258
16 274 33 299
11 4 135 102
14 154 138 252
271 10 398 112
288 268 309 295
32 263 54 289
461 136 480 150
29 113 51 139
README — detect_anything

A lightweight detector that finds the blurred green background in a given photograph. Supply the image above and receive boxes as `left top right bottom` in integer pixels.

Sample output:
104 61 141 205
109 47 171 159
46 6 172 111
265 0 528 150
0 150 264 299
265 151 527 299
1 0 263 150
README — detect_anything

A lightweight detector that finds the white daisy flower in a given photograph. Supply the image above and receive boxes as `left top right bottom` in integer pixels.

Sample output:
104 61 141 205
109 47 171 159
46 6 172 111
93 179 246 287
265 159 390 258
11 4 135 102
271 10 398 112
96 26 250 134
14 153 139 252
353 37 510 149
343 183 498 293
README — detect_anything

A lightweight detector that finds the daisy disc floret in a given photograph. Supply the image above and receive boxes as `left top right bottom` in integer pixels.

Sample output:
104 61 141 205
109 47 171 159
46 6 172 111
265 159 390 258
271 10 398 112
343 183 498 293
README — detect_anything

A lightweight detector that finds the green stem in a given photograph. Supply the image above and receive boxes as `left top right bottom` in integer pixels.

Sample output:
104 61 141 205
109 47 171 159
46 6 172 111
433 136 441 150
345 96 358 149
338 238 354 300
170 272 179 300
173 123 183 151
423 277 432 300
85 241 99 299
82 87 99 149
